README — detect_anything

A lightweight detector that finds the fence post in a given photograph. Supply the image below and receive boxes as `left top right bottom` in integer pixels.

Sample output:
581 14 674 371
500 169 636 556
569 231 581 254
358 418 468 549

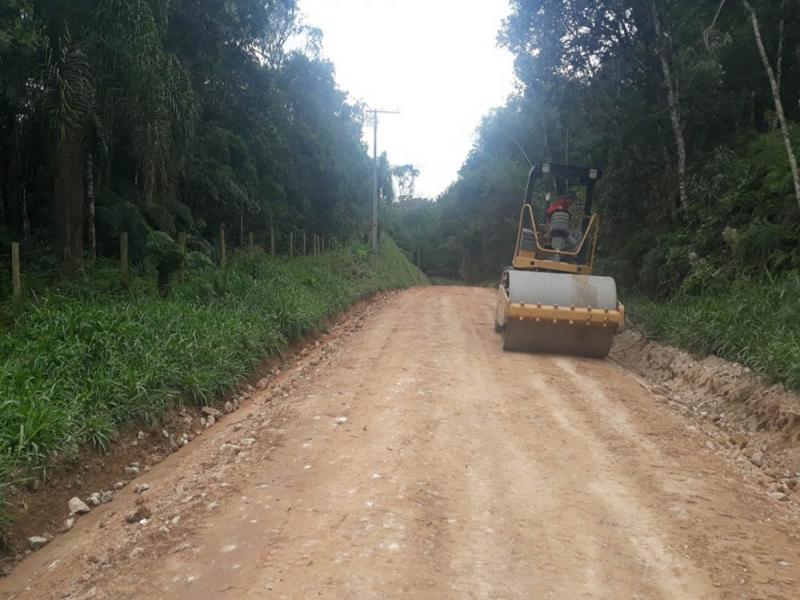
289 232 294 258
177 232 187 283
303 231 307 256
11 242 21 299
120 232 129 282
270 224 275 257
220 223 226 267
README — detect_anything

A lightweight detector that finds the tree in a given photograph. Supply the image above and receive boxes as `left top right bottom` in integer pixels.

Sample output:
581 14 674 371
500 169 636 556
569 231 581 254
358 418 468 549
392 164 420 201
41 31 95 270
652 0 690 216
739 0 800 211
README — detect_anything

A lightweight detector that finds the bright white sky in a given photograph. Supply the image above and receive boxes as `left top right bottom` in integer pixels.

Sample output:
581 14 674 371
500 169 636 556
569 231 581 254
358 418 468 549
297 0 517 198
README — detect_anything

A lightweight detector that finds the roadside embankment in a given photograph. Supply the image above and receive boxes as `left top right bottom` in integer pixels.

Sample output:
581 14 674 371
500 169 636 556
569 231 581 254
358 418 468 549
0 238 426 541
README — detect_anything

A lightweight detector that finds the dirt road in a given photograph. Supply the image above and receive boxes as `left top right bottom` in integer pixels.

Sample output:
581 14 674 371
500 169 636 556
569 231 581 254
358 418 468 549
3 286 800 599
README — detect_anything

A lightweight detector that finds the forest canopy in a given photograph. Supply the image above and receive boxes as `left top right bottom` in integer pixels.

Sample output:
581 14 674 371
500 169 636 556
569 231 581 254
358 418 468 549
0 0 395 273
393 0 800 295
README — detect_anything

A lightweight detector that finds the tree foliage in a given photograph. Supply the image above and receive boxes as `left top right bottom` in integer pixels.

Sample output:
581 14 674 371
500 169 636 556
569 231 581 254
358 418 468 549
0 0 375 270
395 0 800 294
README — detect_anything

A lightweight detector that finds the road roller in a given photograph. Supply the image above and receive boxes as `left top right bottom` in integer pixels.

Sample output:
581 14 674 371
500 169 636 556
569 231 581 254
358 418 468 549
494 162 624 358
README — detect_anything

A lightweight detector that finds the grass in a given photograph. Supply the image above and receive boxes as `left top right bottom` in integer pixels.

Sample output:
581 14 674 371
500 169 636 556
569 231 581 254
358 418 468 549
627 274 800 390
0 237 426 529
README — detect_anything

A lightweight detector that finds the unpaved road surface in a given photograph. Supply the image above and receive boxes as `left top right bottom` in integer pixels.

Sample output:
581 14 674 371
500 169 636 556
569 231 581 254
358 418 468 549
3 287 800 599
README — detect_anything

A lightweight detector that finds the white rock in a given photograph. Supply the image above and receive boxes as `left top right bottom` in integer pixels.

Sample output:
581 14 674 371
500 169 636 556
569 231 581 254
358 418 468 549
68 497 91 515
223 401 234 414
219 443 240 456
100 490 114 504
135 483 150 495
113 481 126 490
27 536 50 550
86 492 102 507
202 406 222 418
768 491 790 502
63 517 76 531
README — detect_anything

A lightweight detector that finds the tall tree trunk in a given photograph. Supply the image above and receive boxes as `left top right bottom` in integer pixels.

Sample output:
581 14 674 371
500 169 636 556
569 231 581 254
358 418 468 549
741 0 800 211
776 0 785 90
55 138 86 272
86 153 96 261
652 0 689 215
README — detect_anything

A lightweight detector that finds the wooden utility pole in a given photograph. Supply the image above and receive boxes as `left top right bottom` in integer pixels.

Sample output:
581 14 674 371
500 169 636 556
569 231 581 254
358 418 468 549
367 108 399 256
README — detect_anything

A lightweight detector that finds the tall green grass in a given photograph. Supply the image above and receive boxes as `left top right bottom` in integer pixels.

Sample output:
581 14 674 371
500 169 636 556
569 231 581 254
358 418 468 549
0 238 426 522
627 274 800 390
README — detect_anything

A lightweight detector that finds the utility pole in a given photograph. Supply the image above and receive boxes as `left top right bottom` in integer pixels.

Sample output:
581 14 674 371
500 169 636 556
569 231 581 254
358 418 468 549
367 108 399 256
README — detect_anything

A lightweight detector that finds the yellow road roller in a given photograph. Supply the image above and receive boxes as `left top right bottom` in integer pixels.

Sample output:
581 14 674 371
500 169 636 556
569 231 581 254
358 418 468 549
494 162 624 358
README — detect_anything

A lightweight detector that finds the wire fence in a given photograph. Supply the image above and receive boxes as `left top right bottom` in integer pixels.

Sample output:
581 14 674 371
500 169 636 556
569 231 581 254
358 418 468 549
2 228 340 301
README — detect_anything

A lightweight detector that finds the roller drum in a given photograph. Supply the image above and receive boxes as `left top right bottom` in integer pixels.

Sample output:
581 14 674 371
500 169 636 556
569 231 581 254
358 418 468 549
503 271 618 358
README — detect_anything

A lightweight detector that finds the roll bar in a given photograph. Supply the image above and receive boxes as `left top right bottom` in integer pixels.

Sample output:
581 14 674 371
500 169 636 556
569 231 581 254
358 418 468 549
522 162 603 234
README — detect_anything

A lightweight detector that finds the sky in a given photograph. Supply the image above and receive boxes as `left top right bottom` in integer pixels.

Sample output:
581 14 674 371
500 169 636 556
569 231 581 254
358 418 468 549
297 0 517 199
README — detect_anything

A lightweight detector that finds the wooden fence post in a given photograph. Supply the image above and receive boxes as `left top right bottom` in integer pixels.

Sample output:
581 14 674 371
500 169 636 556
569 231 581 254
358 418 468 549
220 224 226 267
11 242 21 298
120 232 129 282
303 231 307 256
177 232 187 283
270 224 275 257
289 232 294 258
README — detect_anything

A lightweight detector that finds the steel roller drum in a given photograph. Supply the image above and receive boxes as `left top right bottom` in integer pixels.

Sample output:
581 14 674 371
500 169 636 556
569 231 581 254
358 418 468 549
503 271 618 358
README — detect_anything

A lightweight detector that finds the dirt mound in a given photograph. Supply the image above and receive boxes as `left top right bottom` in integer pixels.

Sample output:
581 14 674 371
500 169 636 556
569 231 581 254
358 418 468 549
612 329 800 475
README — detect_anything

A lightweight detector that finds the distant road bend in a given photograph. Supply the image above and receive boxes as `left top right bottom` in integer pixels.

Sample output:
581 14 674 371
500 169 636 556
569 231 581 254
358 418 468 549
2 287 799 599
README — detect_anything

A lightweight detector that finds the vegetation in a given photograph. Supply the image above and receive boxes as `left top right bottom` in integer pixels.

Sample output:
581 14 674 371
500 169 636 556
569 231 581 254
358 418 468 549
0 238 425 516
387 1 800 387
0 1 396 273
1 0 798 533
629 275 800 389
